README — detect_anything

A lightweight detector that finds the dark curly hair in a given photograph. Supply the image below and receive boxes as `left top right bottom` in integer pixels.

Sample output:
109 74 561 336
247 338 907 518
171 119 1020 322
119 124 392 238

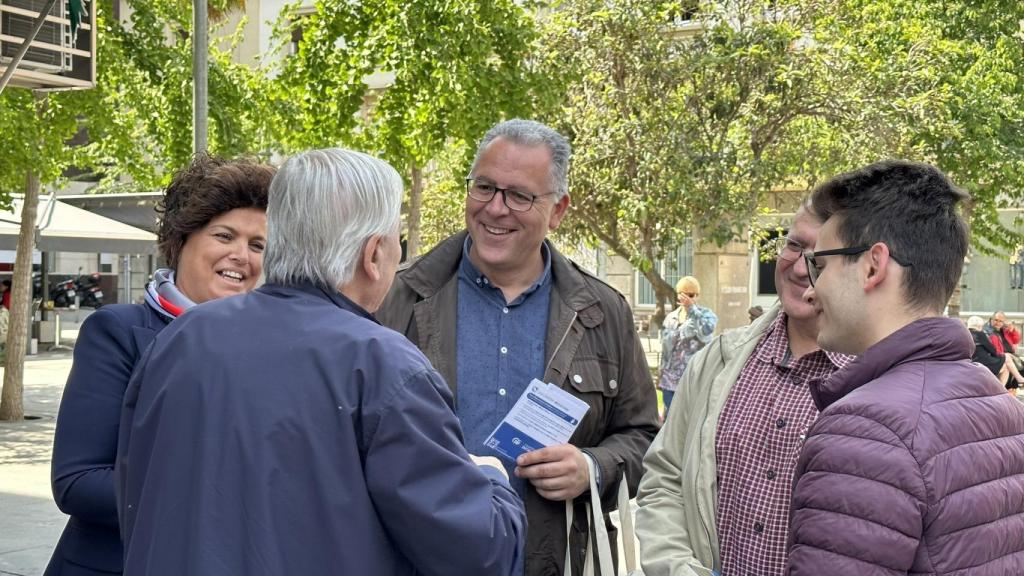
156 153 275 269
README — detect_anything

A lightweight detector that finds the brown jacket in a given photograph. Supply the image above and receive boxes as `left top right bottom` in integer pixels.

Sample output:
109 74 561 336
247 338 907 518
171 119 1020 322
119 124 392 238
377 231 659 576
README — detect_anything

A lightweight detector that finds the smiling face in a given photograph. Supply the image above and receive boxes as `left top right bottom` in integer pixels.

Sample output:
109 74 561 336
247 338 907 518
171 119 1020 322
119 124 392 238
465 137 569 280
775 206 823 323
803 217 869 354
175 207 267 304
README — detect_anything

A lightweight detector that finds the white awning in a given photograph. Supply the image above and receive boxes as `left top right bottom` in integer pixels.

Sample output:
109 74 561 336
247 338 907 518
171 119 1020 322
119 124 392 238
0 196 158 254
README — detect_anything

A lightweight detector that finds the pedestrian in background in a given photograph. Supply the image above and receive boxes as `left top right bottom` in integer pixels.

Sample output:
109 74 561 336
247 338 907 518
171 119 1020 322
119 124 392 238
787 160 1024 575
2 279 12 309
969 315 1023 392
657 276 717 418
117 148 525 576
985 311 1022 370
46 154 273 576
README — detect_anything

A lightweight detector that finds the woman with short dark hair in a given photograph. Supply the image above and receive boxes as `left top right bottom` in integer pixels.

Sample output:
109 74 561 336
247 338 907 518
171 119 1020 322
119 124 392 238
45 153 274 576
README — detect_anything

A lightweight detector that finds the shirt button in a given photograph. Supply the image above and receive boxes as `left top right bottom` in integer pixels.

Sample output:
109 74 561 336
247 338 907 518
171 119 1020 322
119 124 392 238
500 346 508 354
503 307 509 314
498 388 507 396
609 379 618 390
776 418 787 429
754 521 764 534
766 469 777 480
573 374 583 384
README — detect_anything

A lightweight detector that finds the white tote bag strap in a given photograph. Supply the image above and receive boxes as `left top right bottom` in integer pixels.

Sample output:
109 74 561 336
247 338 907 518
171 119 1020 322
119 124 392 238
616 470 638 574
565 456 619 576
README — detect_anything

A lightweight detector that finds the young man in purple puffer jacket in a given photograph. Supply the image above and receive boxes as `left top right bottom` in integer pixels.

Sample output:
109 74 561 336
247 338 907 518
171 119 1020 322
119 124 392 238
786 160 1024 575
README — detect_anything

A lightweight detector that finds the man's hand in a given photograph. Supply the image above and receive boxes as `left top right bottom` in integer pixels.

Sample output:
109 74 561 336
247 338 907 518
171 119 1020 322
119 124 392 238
470 454 509 481
515 444 589 501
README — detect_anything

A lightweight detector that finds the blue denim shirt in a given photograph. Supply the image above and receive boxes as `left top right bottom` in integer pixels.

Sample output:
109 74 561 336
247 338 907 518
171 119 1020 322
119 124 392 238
456 238 552 493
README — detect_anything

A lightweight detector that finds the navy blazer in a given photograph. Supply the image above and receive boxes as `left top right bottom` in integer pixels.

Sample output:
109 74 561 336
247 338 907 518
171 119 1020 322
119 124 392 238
116 283 525 575
46 304 167 575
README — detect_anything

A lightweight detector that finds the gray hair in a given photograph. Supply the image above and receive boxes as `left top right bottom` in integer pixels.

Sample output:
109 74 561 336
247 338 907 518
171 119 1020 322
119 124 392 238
469 119 572 201
263 148 403 289
967 315 985 331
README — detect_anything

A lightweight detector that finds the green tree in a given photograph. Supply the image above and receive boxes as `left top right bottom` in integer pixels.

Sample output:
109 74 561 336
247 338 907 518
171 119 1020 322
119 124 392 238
271 0 556 258
540 0 852 324
0 0 269 420
75 0 276 191
827 0 1024 254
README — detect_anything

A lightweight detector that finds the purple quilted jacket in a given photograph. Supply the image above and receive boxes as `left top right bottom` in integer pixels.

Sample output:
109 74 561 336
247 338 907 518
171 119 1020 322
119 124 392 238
786 317 1024 575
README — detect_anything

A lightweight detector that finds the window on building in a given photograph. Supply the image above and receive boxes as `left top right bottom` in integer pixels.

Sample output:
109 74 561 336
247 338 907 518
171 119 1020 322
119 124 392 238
635 239 694 306
757 230 782 296
667 1 700 23
287 7 318 56
100 253 115 274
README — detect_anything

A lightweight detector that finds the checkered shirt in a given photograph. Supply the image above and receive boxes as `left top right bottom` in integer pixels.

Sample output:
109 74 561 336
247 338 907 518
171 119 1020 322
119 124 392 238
715 313 850 576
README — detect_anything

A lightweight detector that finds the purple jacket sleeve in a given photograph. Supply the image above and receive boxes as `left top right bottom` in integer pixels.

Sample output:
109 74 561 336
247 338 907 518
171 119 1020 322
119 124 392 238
363 368 526 576
786 411 925 575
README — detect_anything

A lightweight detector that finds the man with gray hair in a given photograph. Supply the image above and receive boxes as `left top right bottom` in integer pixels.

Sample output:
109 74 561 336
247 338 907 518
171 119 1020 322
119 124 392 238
116 148 525 575
379 119 659 575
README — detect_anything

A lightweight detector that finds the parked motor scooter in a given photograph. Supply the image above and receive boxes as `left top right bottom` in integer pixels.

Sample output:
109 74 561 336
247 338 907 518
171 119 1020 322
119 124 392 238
50 278 78 308
73 272 104 308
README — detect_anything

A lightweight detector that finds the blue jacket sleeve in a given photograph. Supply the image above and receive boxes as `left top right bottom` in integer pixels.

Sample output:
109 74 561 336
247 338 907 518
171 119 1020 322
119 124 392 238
688 305 718 344
363 368 526 576
50 307 141 527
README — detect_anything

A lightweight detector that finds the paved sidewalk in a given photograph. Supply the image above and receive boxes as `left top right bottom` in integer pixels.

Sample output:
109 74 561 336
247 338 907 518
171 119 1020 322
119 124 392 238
0 352 74 576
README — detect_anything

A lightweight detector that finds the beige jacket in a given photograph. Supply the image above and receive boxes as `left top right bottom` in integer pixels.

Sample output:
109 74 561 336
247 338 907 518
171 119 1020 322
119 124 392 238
636 305 781 576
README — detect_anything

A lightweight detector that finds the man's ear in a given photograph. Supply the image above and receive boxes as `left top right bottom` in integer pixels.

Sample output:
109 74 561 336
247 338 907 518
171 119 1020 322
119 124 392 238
362 235 383 282
548 193 571 230
863 242 891 292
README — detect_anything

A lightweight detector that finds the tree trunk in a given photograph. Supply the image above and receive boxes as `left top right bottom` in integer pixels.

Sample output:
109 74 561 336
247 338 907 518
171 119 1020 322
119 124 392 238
640 265 676 332
405 164 424 261
0 167 41 421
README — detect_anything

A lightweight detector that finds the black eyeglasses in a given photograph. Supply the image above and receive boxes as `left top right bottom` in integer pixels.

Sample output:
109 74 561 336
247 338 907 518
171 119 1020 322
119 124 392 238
465 177 552 212
804 245 912 286
679 292 699 299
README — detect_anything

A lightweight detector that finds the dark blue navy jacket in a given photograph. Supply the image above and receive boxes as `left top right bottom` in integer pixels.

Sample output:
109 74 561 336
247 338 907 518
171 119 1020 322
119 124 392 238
116 282 525 575
47 304 166 575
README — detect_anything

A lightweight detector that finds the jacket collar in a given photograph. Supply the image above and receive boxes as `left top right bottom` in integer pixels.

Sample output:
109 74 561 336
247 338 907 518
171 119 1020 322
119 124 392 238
810 316 973 410
401 230 601 315
259 281 379 324
720 302 782 363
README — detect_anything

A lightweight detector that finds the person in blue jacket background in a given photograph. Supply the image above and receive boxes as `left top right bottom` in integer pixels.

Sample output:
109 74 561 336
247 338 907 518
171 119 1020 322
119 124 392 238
116 148 525 576
45 154 273 576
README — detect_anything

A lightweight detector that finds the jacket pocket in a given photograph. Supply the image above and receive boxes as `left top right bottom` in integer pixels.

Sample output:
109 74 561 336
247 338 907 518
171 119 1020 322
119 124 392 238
565 355 621 397
563 356 620 443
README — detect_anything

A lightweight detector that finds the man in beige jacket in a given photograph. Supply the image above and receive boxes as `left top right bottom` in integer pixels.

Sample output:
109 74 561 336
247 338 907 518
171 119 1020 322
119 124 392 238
636 203 851 576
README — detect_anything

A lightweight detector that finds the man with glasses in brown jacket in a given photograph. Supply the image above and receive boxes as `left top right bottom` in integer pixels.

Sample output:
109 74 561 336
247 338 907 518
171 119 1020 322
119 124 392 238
378 119 659 576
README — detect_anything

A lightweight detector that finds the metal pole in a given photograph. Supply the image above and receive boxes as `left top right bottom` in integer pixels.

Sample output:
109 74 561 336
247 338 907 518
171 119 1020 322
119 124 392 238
122 255 129 304
0 0 59 96
192 0 208 153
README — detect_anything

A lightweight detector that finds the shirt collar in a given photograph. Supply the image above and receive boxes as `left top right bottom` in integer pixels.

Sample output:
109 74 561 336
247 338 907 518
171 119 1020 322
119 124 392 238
458 236 552 302
755 311 850 369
